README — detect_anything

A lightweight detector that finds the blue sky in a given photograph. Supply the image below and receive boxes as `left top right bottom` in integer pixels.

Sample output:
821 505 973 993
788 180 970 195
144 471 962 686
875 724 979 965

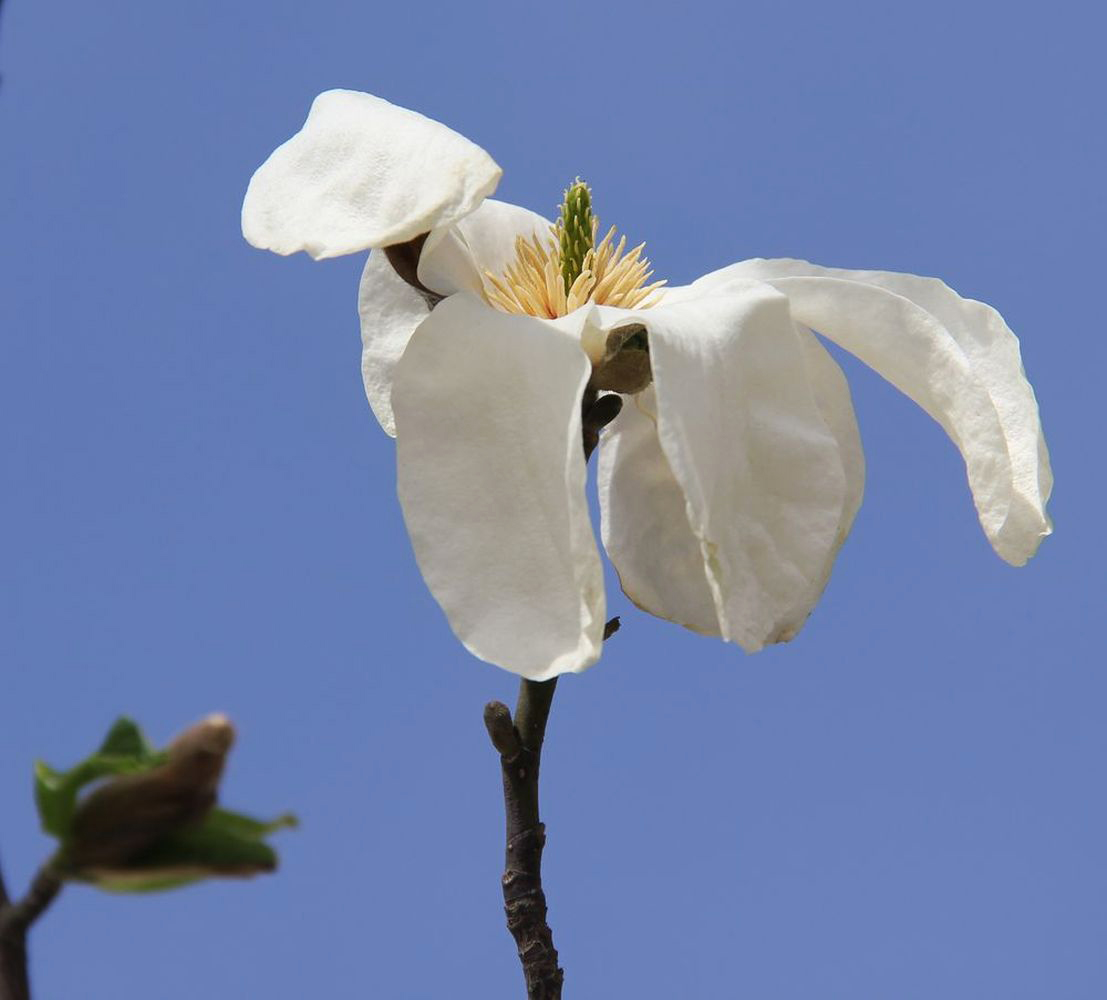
1 1 1103 997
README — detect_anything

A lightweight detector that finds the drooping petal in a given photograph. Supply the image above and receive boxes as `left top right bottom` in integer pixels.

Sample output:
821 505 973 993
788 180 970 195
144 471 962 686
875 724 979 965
787 328 865 618
242 90 501 260
597 284 849 651
358 250 431 437
702 259 1052 564
391 294 604 679
597 388 721 637
417 199 552 297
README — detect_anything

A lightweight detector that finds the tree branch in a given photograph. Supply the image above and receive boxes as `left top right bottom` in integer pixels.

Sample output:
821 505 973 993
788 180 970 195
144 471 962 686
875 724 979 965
0 855 10 911
0 863 63 1000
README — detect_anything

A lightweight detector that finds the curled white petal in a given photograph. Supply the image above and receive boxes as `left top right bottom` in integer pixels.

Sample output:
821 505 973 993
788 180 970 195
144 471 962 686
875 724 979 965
701 260 1051 565
708 262 1053 566
358 250 431 437
598 284 848 651
417 199 552 297
392 294 604 679
243 90 501 260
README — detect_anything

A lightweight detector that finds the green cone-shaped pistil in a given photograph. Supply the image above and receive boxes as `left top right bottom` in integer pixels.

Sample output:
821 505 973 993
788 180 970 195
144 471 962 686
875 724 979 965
558 179 594 294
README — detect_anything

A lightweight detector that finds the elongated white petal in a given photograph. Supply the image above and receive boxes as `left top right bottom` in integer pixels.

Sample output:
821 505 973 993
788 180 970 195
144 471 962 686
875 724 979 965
417 199 552 296
392 294 604 679
704 259 1052 564
598 284 848 651
598 388 721 637
358 250 431 437
243 90 501 260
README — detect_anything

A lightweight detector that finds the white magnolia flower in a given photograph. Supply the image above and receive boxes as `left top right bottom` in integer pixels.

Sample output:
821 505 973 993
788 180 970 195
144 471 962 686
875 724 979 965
243 90 1053 681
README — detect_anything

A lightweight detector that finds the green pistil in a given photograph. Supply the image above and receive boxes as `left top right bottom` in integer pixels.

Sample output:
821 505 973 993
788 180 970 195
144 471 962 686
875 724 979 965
558 179 594 294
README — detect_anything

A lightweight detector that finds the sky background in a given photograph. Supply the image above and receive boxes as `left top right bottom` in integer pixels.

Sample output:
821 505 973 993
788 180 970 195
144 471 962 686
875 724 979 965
1 1 1104 997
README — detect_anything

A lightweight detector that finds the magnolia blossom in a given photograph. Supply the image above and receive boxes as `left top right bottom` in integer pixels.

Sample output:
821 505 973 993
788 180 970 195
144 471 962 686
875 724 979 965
243 90 1052 681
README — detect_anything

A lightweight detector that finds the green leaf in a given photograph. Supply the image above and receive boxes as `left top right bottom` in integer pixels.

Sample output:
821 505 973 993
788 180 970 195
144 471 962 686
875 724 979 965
79 807 297 893
90 873 201 893
203 807 299 839
34 717 168 839
34 760 70 838
97 717 155 758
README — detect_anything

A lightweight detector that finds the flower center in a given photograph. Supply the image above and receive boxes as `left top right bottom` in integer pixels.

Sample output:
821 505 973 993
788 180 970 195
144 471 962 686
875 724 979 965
482 180 665 319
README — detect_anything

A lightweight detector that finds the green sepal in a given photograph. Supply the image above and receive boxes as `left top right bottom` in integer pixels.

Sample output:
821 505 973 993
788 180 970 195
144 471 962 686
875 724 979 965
97 716 156 758
76 808 299 893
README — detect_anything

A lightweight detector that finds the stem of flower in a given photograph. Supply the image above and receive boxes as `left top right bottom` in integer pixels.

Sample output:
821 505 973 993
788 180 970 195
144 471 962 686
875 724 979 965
0 858 63 1000
483 679 564 999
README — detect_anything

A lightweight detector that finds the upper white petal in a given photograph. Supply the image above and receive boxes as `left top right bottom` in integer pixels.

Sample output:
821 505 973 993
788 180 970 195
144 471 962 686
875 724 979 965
242 90 501 260
392 294 604 679
598 284 849 651
702 259 1051 565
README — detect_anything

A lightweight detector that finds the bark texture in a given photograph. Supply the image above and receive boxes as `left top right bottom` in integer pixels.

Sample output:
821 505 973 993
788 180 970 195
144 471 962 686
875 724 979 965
0 864 62 1000
484 680 564 999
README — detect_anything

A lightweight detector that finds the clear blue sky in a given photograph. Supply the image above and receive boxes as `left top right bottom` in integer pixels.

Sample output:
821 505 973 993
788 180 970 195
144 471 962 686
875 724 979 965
1 1 1103 997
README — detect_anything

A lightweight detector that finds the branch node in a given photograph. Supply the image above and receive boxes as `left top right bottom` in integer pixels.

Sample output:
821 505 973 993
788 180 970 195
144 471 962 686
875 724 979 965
0 863 63 1000
483 701 521 758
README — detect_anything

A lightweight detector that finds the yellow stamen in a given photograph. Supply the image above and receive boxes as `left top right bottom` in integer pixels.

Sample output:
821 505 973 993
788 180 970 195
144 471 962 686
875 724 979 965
481 216 665 319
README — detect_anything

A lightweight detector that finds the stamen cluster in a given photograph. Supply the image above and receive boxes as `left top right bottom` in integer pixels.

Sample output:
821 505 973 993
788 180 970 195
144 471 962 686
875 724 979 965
483 182 665 319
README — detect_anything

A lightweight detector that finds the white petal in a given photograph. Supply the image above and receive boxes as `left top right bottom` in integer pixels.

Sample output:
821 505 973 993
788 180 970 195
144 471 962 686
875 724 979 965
787 328 865 618
600 284 849 651
598 326 863 640
391 294 604 679
598 388 721 637
706 259 1052 564
243 90 501 260
358 199 552 438
358 250 431 437
417 199 552 297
